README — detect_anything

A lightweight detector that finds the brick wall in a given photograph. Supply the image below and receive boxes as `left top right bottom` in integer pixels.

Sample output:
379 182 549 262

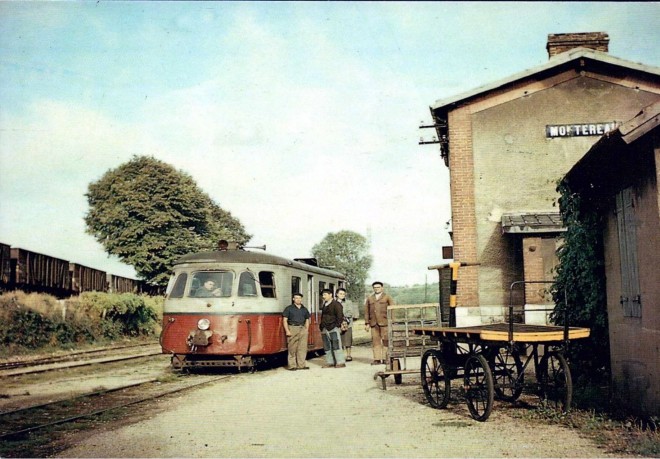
547 32 609 58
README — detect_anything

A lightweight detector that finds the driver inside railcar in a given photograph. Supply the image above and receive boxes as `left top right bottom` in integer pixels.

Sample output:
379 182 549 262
194 279 223 297
190 272 233 298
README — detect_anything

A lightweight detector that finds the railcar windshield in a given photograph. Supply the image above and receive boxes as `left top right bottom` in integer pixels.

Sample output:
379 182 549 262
188 271 233 298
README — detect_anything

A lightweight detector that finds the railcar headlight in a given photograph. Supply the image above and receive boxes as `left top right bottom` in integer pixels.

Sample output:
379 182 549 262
197 318 211 330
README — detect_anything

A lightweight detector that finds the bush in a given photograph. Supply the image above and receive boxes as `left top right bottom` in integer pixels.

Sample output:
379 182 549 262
0 291 163 356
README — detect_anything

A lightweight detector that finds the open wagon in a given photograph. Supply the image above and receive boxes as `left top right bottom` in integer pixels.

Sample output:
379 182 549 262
412 280 590 422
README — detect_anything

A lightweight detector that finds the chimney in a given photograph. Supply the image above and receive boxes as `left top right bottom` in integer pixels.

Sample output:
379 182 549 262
546 32 609 58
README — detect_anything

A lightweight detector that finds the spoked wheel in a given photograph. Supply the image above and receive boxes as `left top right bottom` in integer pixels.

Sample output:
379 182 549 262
421 349 451 409
488 346 524 402
463 354 494 422
538 351 573 412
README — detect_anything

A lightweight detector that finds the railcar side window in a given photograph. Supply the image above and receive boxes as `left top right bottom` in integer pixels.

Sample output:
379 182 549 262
169 273 188 299
258 271 276 298
291 276 301 296
189 271 233 298
238 272 257 296
318 281 326 305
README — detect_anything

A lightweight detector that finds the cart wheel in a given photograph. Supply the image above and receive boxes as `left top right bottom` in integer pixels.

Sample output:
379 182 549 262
488 347 524 402
421 349 450 409
464 354 494 422
392 358 402 385
538 351 572 412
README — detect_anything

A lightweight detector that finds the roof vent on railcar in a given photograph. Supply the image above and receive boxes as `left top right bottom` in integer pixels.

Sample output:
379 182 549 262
294 258 318 267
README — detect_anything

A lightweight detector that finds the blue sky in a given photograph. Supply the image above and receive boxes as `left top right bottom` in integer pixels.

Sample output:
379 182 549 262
1 2 659 287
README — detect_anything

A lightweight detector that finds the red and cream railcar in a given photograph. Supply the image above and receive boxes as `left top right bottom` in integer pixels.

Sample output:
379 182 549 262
160 249 345 370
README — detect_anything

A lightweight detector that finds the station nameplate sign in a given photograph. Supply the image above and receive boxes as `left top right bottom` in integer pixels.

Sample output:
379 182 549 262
546 122 620 138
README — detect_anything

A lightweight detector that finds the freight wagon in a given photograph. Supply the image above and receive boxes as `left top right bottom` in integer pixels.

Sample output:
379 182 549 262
70 263 108 294
10 247 71 296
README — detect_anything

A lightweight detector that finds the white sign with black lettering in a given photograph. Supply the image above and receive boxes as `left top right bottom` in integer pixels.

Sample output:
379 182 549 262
546 122 620 138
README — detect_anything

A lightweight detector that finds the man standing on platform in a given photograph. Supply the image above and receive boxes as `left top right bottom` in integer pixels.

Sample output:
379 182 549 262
364 281 394 365
282 293 310 370
320 288 346 368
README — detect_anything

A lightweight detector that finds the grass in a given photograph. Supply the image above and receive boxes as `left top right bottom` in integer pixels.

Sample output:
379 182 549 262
511 405 659 457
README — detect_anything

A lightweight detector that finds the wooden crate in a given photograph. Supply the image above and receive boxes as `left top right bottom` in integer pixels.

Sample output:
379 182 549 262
375 304 440 389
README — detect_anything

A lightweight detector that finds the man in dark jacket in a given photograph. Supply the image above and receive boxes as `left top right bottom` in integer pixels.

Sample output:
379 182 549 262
319 288 346 368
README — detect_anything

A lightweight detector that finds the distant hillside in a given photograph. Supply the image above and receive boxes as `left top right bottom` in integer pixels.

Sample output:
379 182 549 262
387 283 440 305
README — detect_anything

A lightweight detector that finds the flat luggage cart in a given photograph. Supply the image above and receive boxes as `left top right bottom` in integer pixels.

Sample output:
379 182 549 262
411 281 590 422
375 304 439 389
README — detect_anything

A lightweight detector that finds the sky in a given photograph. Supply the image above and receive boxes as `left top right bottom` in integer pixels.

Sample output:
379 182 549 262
1 2 659 287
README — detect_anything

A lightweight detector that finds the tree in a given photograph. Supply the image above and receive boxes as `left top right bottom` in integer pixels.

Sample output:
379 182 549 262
311 230 372 302
85 156 251 286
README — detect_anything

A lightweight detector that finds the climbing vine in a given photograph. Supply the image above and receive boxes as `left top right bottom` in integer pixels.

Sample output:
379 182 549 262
551 180 610 384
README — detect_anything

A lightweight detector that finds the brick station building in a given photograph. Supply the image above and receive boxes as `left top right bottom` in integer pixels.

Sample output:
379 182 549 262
427 33 660 325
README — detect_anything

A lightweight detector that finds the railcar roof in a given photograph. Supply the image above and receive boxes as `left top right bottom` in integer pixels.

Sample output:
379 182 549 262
174 250 345 279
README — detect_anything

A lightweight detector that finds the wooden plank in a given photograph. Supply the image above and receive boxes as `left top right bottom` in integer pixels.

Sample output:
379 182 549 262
412 323 590 343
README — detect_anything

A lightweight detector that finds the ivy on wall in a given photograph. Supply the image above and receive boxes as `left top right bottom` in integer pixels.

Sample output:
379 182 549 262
551 180 610 383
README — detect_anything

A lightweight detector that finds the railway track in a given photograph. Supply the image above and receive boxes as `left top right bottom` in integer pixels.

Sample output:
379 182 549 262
0 342 159 370
0 343 163 377
0 374 230 442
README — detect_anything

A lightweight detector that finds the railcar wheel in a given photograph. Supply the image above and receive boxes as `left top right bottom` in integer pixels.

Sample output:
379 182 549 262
488 347 524 402
463 354 494 422
538 351 572 412
421 349 450 409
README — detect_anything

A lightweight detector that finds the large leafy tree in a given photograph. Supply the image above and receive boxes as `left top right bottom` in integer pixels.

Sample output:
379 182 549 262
85 156 251 285
311 230 372 302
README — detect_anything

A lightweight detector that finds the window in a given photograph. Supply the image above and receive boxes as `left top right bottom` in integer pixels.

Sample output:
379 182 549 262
258 271 276 298
616 187 641 318
169 273 188 299
329 283 335 294
189 271 233 298
238 272 257 297
318 281 326 305
291 276 302 296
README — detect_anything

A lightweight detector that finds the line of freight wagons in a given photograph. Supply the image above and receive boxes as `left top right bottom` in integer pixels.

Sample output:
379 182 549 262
0 242 159 297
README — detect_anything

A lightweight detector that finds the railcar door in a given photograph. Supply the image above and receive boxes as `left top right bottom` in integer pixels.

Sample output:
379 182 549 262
307 274 317 346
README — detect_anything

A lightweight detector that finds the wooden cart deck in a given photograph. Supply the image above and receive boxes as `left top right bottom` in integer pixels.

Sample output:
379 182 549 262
412 323 590 343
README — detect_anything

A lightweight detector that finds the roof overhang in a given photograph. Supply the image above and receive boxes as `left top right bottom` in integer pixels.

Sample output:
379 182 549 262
501 212 565 234
563 100 660 192
431 48 660 113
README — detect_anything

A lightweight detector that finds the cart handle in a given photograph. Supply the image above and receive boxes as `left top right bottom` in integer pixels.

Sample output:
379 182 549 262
508 280 569 344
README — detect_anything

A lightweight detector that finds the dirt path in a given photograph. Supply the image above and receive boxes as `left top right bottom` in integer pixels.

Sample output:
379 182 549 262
59 344 617 458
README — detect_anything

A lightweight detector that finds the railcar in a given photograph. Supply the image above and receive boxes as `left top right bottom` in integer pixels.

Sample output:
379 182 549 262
70 263 107 294
107 273 139 294
1 242 149 297
10 247 71 296
0 243 11 290
160 248 346 370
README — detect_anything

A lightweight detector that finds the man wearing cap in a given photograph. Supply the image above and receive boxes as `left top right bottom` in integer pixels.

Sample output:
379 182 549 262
282 293 310 370
364 281 394 365
319 288 346 368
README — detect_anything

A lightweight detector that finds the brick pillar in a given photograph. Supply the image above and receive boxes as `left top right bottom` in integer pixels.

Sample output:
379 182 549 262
522 236 546 303
448 107 479 307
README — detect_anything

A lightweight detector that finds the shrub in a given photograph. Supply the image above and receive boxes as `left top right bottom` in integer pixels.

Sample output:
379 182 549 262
0 291 163 355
